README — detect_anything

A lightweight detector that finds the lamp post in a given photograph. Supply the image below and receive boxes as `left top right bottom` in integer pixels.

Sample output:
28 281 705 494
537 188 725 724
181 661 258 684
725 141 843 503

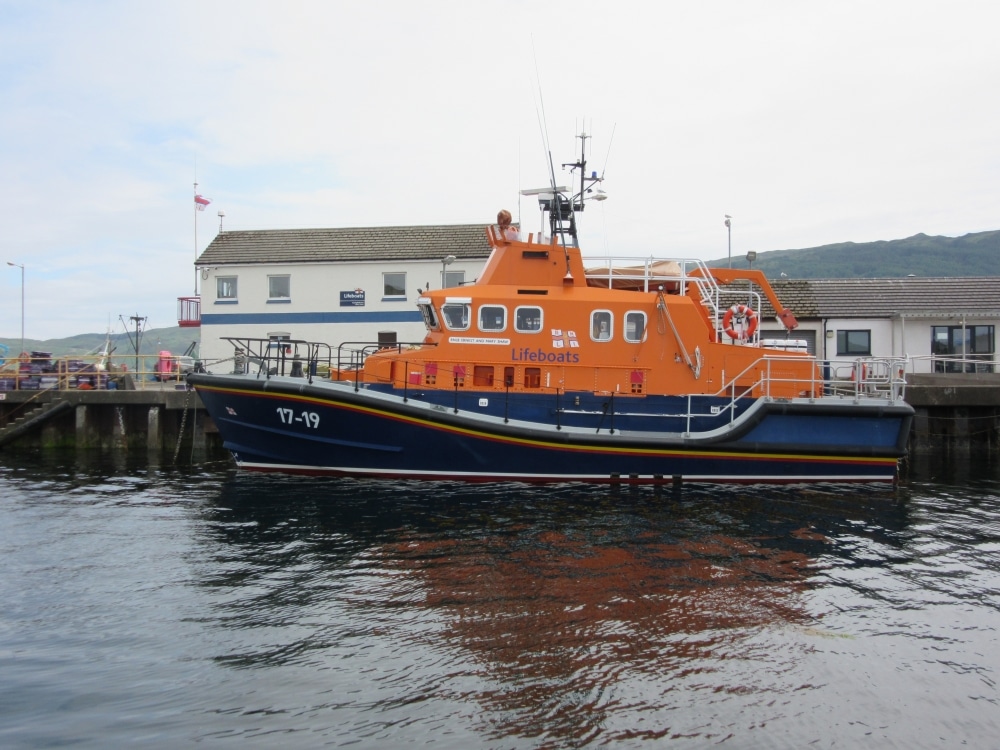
441 255 456 288
724 215 732 268
6 261 24 358
746 250 757 271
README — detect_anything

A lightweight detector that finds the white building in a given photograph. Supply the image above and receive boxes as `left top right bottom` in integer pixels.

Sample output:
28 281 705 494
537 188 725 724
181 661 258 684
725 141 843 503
760 277 1000 373
193 224 492 369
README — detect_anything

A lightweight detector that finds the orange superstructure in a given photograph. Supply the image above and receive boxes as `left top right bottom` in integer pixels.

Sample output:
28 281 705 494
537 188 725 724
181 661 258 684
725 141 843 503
348 223 817 402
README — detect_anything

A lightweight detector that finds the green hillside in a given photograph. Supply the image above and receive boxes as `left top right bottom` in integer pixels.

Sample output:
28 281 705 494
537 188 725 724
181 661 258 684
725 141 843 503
708 229 1000 278
0 327 200 363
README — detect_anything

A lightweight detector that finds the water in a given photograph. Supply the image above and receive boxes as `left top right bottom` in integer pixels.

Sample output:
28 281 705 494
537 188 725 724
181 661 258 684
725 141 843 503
2 452 999 748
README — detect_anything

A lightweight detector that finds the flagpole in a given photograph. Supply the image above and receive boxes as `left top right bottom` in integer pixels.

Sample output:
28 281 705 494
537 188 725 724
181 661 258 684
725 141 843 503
193 181 199 296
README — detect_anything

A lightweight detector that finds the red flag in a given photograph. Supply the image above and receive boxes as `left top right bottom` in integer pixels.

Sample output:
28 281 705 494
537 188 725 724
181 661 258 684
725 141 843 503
194 194 211 211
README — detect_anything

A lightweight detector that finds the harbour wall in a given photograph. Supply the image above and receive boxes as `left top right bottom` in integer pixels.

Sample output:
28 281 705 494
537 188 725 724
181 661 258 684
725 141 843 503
0 386 223 462
1 376 998 461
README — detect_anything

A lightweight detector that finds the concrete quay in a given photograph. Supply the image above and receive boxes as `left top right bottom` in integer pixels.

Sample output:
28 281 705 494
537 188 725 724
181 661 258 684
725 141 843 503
1 375 998 459
0 383 218 459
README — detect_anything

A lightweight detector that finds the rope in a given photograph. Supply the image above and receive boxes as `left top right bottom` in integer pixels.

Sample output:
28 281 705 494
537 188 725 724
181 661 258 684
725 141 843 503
173 390 190 465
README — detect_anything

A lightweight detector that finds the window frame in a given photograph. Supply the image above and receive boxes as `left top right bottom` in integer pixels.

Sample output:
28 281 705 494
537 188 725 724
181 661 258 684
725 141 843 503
836 329 871 356
478 304 507 333
591 310 613 341
514 306 543 334
216 275 238 301
624 311 646 343
267 274 291 301
441 302 471 331
931 324 995 373
443 270 465 289
383 272 407 301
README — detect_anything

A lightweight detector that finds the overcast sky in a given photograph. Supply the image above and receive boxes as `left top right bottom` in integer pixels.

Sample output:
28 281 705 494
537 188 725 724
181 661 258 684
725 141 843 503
2 1 997 341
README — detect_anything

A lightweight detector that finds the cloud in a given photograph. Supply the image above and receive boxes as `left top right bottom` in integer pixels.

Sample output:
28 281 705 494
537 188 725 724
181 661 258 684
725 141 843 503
1 0 998 338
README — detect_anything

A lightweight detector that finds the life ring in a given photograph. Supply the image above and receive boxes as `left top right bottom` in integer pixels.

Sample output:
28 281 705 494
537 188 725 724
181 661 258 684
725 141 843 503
722 304 758 341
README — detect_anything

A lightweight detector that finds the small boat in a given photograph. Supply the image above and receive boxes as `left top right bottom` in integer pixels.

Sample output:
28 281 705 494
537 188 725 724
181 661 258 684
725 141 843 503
188 137 913 484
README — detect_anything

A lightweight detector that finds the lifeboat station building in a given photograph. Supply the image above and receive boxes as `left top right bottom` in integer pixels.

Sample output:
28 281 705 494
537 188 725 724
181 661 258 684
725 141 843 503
194 224 491 369
762 276 1000 374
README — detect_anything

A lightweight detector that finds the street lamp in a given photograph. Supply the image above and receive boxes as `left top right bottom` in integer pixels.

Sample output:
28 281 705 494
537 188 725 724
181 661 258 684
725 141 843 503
724 215 732 268
441 255 456 288
6 261 24 358
746 251 757 271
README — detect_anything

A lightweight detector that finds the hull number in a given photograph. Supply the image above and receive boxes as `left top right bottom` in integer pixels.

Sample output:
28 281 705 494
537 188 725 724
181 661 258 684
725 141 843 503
277 407 320 429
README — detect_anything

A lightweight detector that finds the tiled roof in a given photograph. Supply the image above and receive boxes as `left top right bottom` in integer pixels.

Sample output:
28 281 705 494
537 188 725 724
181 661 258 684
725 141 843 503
196 224 494 266
762 277 1000 319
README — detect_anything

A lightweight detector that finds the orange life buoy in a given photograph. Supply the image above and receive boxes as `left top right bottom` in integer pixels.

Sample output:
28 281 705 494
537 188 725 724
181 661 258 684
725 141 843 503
722 304 758 341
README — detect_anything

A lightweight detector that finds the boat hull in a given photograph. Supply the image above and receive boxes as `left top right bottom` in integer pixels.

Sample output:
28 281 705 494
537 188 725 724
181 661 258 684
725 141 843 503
189 373 914 484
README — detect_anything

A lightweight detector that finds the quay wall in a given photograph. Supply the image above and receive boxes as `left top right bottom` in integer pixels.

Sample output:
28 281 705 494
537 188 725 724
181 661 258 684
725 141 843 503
905 373 1000 455
0 386 226 462
1 376 999 461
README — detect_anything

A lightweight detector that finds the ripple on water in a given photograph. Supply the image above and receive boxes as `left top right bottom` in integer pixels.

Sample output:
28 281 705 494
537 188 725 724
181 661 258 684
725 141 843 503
2 454 1000 747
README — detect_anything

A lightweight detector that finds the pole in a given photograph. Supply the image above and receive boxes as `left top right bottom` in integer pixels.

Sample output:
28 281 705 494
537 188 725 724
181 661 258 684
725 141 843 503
6 262 24 356
725 215 732 268
193 182 199 296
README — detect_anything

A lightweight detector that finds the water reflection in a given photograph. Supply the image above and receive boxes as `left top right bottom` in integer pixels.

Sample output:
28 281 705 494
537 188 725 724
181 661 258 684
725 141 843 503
195 476 911 745
13 451 982 747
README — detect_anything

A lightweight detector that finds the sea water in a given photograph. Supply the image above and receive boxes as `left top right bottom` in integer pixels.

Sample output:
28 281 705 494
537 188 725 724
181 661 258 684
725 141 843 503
1 451 999 748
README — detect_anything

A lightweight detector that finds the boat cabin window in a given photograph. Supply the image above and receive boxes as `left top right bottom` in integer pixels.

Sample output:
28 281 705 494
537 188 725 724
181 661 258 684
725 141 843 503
479 305 506 332
624 311 646 343
442 302 471 331
418 302 439 330
515 306 543 333
591 311 613 341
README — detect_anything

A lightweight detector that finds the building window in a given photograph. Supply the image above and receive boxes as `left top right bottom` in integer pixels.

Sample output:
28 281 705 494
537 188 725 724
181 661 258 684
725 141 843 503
383 272 406 300
268 275 290 300
515 306 543 333
591 311 613 341
443 270 465 288
932 325 995 373
479 305 506 332
217 276 237 300
836 330 871 356
624 311 646 343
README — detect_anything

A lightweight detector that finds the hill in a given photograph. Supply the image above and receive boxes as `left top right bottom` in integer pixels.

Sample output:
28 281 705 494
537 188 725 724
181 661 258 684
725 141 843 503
0 327 200 362
707 229 1000 278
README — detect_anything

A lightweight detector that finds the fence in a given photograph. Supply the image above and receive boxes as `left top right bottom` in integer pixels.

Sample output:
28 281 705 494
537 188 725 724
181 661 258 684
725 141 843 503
0 350 193 392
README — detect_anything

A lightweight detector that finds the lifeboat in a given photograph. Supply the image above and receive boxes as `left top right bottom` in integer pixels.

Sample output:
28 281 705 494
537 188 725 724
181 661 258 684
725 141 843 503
188 134 913 484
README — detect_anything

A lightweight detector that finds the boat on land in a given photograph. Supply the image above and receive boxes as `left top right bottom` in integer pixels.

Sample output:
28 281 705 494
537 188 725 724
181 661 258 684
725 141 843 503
188 136 914 484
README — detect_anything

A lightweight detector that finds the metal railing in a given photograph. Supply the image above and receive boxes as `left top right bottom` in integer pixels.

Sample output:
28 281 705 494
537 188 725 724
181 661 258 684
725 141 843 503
0 351 196 392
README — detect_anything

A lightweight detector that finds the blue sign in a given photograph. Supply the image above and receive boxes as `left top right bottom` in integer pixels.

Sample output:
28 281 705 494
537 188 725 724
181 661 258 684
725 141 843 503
340 289 366 307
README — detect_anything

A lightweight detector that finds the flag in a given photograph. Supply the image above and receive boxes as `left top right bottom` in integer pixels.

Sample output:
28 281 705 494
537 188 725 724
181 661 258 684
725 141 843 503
195 194 211 211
